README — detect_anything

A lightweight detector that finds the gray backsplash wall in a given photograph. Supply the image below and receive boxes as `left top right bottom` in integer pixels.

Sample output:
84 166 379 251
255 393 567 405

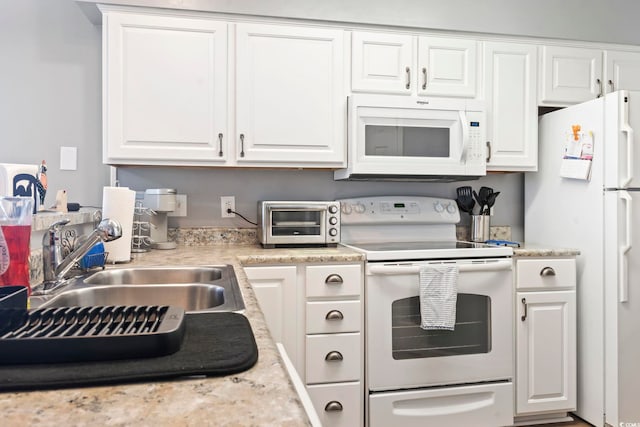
116 168 525 241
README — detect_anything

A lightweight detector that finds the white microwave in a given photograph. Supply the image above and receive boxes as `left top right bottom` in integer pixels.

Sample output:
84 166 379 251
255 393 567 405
334 94 486 181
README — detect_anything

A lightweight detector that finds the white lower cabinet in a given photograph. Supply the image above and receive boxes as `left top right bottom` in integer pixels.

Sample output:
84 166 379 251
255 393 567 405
305 333 361 384
245 262 364 426
307 382 362 427
243 265 303 372
514 257 577 422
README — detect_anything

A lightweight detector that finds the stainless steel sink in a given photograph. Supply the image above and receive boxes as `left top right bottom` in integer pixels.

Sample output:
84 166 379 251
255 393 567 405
31 265 245 313
84 267 223 285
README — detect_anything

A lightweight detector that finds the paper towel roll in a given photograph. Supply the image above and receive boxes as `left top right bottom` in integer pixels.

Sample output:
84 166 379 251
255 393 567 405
101 186 136 263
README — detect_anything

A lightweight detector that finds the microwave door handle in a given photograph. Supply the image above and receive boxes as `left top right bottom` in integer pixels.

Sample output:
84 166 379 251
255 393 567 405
459 110 469 162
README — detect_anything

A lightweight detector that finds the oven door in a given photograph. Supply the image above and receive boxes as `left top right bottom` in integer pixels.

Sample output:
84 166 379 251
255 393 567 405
366 258 513 391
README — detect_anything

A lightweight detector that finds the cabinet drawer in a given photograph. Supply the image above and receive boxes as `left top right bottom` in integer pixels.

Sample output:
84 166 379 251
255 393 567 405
306 301 361 334
306 333 361 384
307 382 362 427
306 264 362 298
516 258 576 290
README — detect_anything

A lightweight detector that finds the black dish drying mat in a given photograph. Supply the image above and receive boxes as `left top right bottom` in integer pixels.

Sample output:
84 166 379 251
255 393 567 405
0 312 258 392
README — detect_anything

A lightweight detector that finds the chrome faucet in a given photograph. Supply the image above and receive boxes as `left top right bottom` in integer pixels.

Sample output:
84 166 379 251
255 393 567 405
39 218 122 292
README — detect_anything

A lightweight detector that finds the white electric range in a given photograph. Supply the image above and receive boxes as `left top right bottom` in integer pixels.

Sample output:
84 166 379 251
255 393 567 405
338 196 515 427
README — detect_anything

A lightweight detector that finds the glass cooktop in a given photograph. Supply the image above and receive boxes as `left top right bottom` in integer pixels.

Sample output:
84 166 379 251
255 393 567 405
341 240 513 261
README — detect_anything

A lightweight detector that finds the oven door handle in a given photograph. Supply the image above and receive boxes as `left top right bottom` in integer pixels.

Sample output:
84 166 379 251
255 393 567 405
368 260 512 275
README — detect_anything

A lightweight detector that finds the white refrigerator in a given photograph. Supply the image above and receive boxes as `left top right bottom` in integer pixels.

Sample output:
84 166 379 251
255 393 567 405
525 90 640 427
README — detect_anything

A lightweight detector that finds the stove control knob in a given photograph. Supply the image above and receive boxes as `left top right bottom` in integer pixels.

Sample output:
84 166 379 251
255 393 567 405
329 216 338 225
329 228 338 237
434 202 445 213
341 203 353 215
354 203 366 214
328 204 339 214
446 203 457 214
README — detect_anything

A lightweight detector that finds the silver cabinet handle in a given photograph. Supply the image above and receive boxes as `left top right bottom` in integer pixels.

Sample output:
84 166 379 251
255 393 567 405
597 78 603 98
239 134 245 157
521 297 527 321
325 351 343 361
405 66 411 89
218 133 223 157
486 141 491 162
609 79 614 92
422 67 427 90
324 401 343 412
325 310 344 320
325 274 343 284
540 267 556 276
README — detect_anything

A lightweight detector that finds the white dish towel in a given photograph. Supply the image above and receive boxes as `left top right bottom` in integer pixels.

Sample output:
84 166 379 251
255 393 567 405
419 264 459 331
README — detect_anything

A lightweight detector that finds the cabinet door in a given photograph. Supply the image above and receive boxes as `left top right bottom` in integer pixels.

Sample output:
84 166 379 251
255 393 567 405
235 23 346 166
351 31 414 94
307 382 362 427
484 42 538 171
417 37 477 98
604 50 640 94
103 11 228 165
539 45 603 105
244 265 302 371
516 290 576 415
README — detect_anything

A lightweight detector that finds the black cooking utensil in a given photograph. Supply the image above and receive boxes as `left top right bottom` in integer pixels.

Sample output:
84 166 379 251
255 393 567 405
483 191 500 215
474 187 494 215
456 186 475 214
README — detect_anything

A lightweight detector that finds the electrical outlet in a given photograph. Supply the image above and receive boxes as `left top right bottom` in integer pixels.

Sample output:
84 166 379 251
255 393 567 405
221 196 235 218
168 194 187 217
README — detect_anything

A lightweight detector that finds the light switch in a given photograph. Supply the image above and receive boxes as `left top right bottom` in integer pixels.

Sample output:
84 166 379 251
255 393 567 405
60 146 77 171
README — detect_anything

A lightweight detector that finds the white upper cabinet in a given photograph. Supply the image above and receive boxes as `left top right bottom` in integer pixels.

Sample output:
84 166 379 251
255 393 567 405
235 23 346 166
484 42 538 171
351 31 478 98
103 11 229 165
539 45 602 105
351 31 413 94
604 50 640 93
539 46 640 106
417 36 478 98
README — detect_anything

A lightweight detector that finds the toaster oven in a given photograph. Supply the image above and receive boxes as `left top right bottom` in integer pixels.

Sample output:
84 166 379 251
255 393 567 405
258 201 340 248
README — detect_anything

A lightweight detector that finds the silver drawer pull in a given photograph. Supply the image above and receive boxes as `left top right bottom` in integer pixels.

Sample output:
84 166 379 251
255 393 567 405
325 310 344 321
324 401 343 412
521 297 527 321
325 274 343 284
540 267 556 277
325 351 343 361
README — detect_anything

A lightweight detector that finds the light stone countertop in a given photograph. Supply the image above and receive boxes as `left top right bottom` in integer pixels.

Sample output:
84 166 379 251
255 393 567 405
512 244 580 257
1 244 364 427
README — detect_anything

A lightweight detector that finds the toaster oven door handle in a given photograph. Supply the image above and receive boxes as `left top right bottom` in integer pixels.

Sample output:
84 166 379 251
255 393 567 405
268 205 326 212
368 260 512 275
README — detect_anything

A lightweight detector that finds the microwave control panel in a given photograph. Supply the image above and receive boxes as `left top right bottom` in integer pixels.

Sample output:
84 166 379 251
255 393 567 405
465 111 486 166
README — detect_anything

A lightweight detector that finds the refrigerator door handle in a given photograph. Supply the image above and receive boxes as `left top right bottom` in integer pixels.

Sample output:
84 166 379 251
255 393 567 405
620 92 634 188
619 191 632 303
